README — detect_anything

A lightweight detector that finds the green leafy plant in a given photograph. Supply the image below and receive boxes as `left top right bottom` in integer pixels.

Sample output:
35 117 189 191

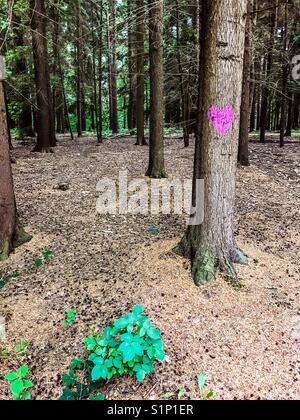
178 388 184 399
59 305 165 400
4 366 33 400
62 310 76 328
0 269 21 289
0 341 29 362
198 372 214 400
30 250 53 271
147 227 160 235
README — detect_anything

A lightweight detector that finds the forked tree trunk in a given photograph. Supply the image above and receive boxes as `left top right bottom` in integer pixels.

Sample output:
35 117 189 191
238 0 253 166
0 81 31 261
177 0 248 285
30 0 56 152
146 0 167 178
135 0 146 145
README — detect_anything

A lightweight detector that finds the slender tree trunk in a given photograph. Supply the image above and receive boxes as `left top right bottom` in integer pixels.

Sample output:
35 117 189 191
285 96 293 137
0 79 31 261
177 0 248 285
259 0 278 143
11 4 35 139
98 0 103 142
3 82 13 150
30 0 56 152
91 4 101 142
146 0 167 178
135 0 146 145
109 0 119 134
238 0 253 166
76 0 83 137
280 0 290 147
128 0 136 132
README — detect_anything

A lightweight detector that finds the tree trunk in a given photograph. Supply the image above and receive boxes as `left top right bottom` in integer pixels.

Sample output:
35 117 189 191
127 0 136 132
30 0 56 152
0 80 31 261
259 0 278 143
109 0 119 134
11 5 35 139
146 0 167 178
177 0 248 285
238 0 253 166
76 0 83 137
135 0 146 145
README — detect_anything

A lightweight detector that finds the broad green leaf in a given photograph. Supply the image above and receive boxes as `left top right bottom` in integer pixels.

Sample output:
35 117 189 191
136 369 146 382
11 380 24 397
22 391 31 400
4 372 17 382
17 366 29 378
198 372 206 391
91 365 108 381
147 327 161 340
133 305 143 316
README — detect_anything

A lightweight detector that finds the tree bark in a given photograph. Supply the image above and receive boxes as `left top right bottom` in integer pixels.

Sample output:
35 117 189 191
259 0 278 143
0 81 31 261
108 0 119 134
238 0 253 166
177 0 248 285
146 0 167 178
30 0 56 152
135 0 146 145
127 0 136 132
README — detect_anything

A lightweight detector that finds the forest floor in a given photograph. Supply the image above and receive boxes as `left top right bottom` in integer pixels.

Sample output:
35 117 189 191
0 133 299 400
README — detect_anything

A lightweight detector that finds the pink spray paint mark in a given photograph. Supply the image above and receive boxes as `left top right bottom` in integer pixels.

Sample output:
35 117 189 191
208 105 235 137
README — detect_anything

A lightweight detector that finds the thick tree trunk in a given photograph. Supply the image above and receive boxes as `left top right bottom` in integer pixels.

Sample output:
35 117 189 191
146 0 167 178
0 81 31 261
135 0 146 145
30 0 56 152
238 0 253 166
177 0 248 285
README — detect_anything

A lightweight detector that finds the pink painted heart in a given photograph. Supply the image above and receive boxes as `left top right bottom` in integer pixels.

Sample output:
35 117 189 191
208 105 235 137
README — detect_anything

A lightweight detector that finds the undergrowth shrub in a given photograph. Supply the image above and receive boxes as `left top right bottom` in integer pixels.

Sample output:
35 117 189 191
60 305 165 400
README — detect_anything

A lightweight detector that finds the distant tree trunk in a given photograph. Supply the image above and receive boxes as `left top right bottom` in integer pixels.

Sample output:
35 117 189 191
285 96 293 137
146 0 167 178
3 83 13 150
280 0 290 147
128 0 136 131
91 4 101 142
293 93 299 129
135 0 146 145
260 0 278 143
30 0 56 152
11 6 35 139
177 0 248 285
109 0 119 133
76 0 83 137
238 0 253 166
98 0 103 142
0 80 31 261
175 0 189 148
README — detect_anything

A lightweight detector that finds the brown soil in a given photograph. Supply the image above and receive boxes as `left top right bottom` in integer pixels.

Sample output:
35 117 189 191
0 134 299 400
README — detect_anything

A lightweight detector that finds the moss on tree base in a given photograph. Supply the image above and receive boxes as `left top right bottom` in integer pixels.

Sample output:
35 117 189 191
15 222 32 247
145 167 167 179
0 240 10 262
176 236 247 286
